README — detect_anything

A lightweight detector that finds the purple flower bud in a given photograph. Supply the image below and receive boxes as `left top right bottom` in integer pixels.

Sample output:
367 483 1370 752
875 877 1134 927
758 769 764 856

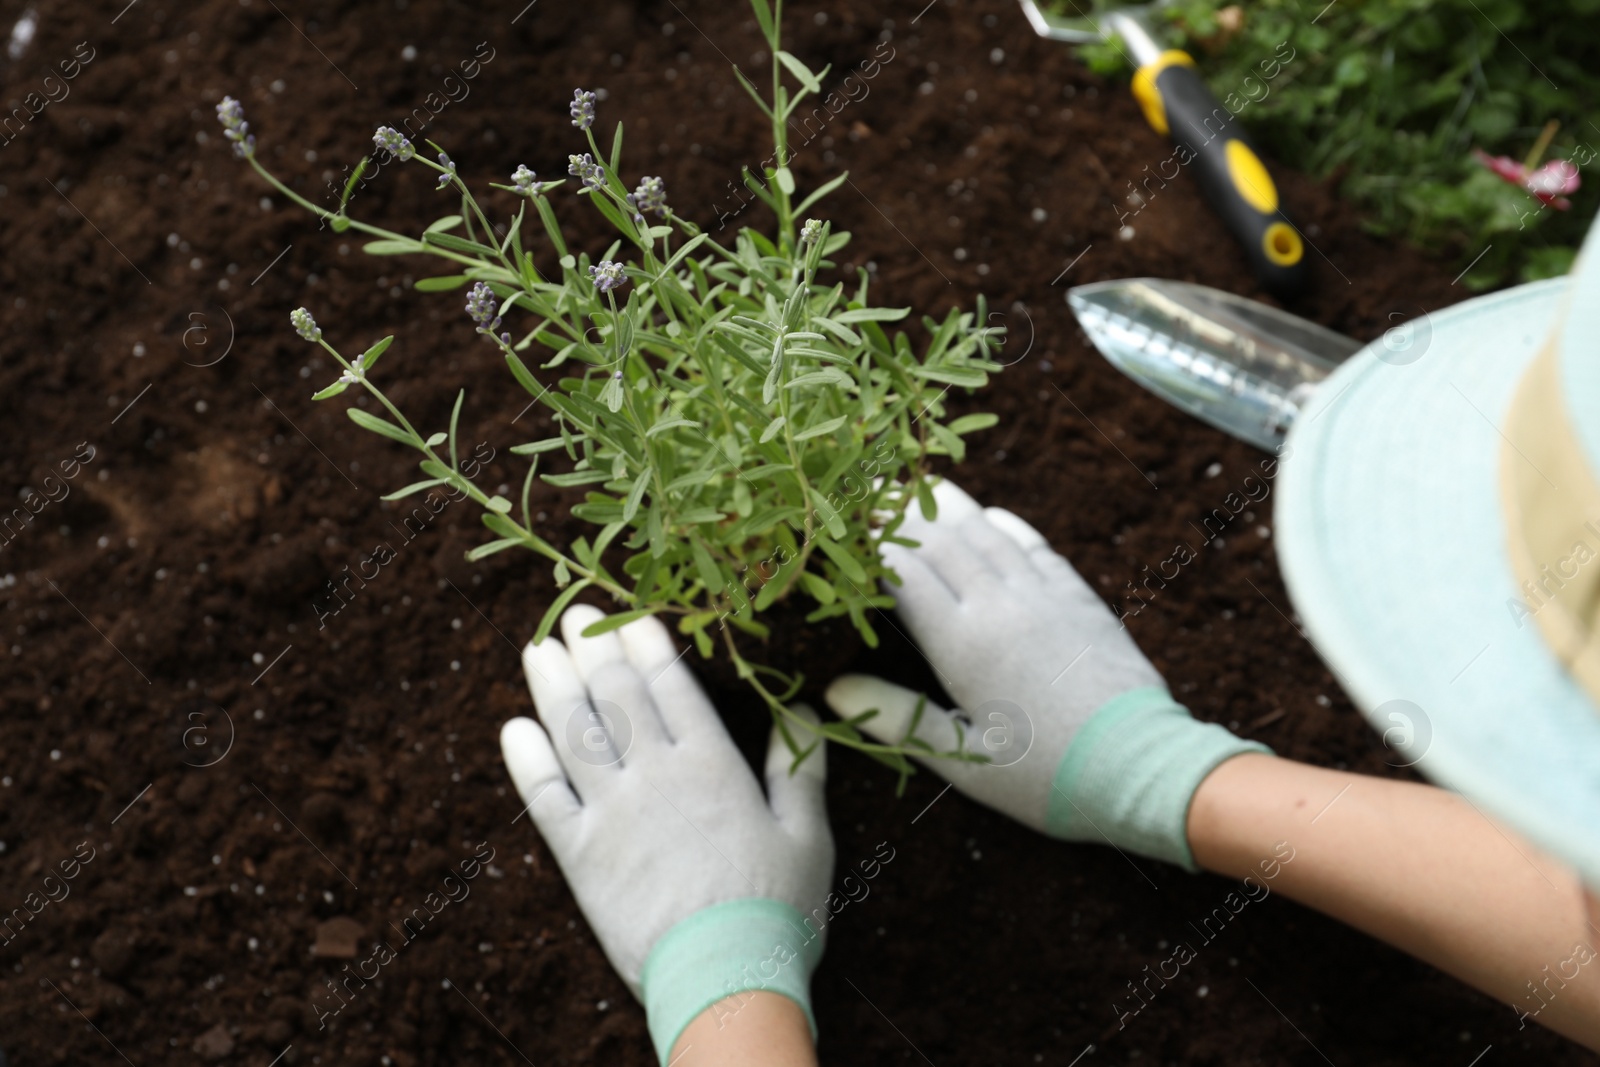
465 281 502 336
800 218 824 245
216 96 256 159
512 165 538 196
589 260 627 293
373 126 415 162
570 88 597 130
290 307 322 343
567 153 604 190
629 175 668 219
436 151 456 190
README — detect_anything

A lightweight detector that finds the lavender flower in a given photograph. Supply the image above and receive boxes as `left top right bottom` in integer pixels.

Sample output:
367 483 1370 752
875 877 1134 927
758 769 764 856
800 218 824 245
627 176 667 225
589 260 627 293
512 165 539 197
435 151 457 190
567 153 603 190
373 125 415 162
291 307 321 343
215 96 255 159
337 363 366 386
570 88 597 130
465 281 502 336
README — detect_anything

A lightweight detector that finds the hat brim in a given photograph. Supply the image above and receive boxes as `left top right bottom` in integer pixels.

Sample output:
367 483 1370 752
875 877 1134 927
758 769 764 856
1274 277 1600 885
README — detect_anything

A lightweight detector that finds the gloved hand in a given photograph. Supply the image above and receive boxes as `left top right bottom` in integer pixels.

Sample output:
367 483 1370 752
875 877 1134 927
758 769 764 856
827 478 1268 870
501 604 834 1063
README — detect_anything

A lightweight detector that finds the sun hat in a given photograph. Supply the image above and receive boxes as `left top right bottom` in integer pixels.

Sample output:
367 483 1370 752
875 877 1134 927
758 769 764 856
1274 216 1600 887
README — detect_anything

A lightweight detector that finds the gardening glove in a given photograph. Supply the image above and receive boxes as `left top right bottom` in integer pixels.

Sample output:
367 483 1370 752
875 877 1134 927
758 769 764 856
826 478 1269 870
501 604 834 1064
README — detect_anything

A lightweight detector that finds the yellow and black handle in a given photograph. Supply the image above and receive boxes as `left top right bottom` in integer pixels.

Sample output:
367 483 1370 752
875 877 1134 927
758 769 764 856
1131 51 1308 298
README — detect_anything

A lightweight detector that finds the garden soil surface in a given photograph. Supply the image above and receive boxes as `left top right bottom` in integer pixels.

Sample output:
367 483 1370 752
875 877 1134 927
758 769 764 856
0 0 1591 1064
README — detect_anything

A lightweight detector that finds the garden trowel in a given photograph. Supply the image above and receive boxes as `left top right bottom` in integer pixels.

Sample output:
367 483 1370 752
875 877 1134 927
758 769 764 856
1019 0 1309 296
1067 278 1365 451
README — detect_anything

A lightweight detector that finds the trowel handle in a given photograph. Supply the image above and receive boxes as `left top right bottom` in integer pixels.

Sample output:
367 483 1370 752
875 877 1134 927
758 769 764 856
1129 51 1309 298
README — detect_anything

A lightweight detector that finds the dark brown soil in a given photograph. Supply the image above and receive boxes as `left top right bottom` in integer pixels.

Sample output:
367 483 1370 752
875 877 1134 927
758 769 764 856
0 0 1590 1064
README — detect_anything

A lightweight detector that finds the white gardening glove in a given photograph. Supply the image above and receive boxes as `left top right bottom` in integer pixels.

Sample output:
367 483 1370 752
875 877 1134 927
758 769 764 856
827 478 1268 869
501 604 834 1063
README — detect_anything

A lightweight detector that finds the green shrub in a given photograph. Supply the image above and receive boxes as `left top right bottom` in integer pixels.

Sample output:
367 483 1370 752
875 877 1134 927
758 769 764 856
221 0 1003 779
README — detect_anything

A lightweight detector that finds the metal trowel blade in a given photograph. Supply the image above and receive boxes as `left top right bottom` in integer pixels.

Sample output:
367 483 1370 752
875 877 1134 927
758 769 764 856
1067 278 1363 452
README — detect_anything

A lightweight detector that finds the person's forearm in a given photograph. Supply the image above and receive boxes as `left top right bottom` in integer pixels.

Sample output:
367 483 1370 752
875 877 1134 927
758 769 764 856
669 991 818 1067
1188 753 1600 1049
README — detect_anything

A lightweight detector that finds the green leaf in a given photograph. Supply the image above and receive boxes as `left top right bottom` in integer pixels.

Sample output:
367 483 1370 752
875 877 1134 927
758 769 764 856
949 412 1000 435
800 570 837 605
415 274 471 292
580 608 659 637
835 306 910 323
466 537 522 561
339 157 370 214
381 477 447 500
794 172 849 215
425 214 465 233
543 469 612 487
610 121 625 172
915 475 938 521
448 389 465 471
509 437 569 455
691 534 723 594
911 365 989 388
363 239 424 256
361 335 393 370
486 495 513 514
814 534 868 584
809 489 848 540
348 407 414 446
426 431 447 448
777 50 821 92
793 414 847 441
774 166 796 195
311 381 349 401
646 418 700 438
422 230 500 258
506 351 546 399
534 578 596 644
623 469 650 523
747 0 776 46
759 416 787 444
786 369 854 389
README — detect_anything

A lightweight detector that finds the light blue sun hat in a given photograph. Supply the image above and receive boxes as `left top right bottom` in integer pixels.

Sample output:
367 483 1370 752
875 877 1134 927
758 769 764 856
1275 216 1600 888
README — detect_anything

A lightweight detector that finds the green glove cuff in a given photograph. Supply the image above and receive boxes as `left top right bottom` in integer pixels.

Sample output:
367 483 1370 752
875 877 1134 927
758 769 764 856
639 897 824 1065
1046 686 1270 871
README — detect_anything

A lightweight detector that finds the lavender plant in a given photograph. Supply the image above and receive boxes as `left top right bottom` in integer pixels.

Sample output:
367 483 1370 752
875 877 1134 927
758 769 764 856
220 0 1003 777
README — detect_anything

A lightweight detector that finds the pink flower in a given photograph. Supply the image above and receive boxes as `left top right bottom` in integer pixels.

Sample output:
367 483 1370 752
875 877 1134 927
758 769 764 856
1473 149 1581 210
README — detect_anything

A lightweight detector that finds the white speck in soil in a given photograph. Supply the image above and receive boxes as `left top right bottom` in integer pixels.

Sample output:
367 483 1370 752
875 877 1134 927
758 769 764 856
401 45 416 60
1118 225 1135 241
